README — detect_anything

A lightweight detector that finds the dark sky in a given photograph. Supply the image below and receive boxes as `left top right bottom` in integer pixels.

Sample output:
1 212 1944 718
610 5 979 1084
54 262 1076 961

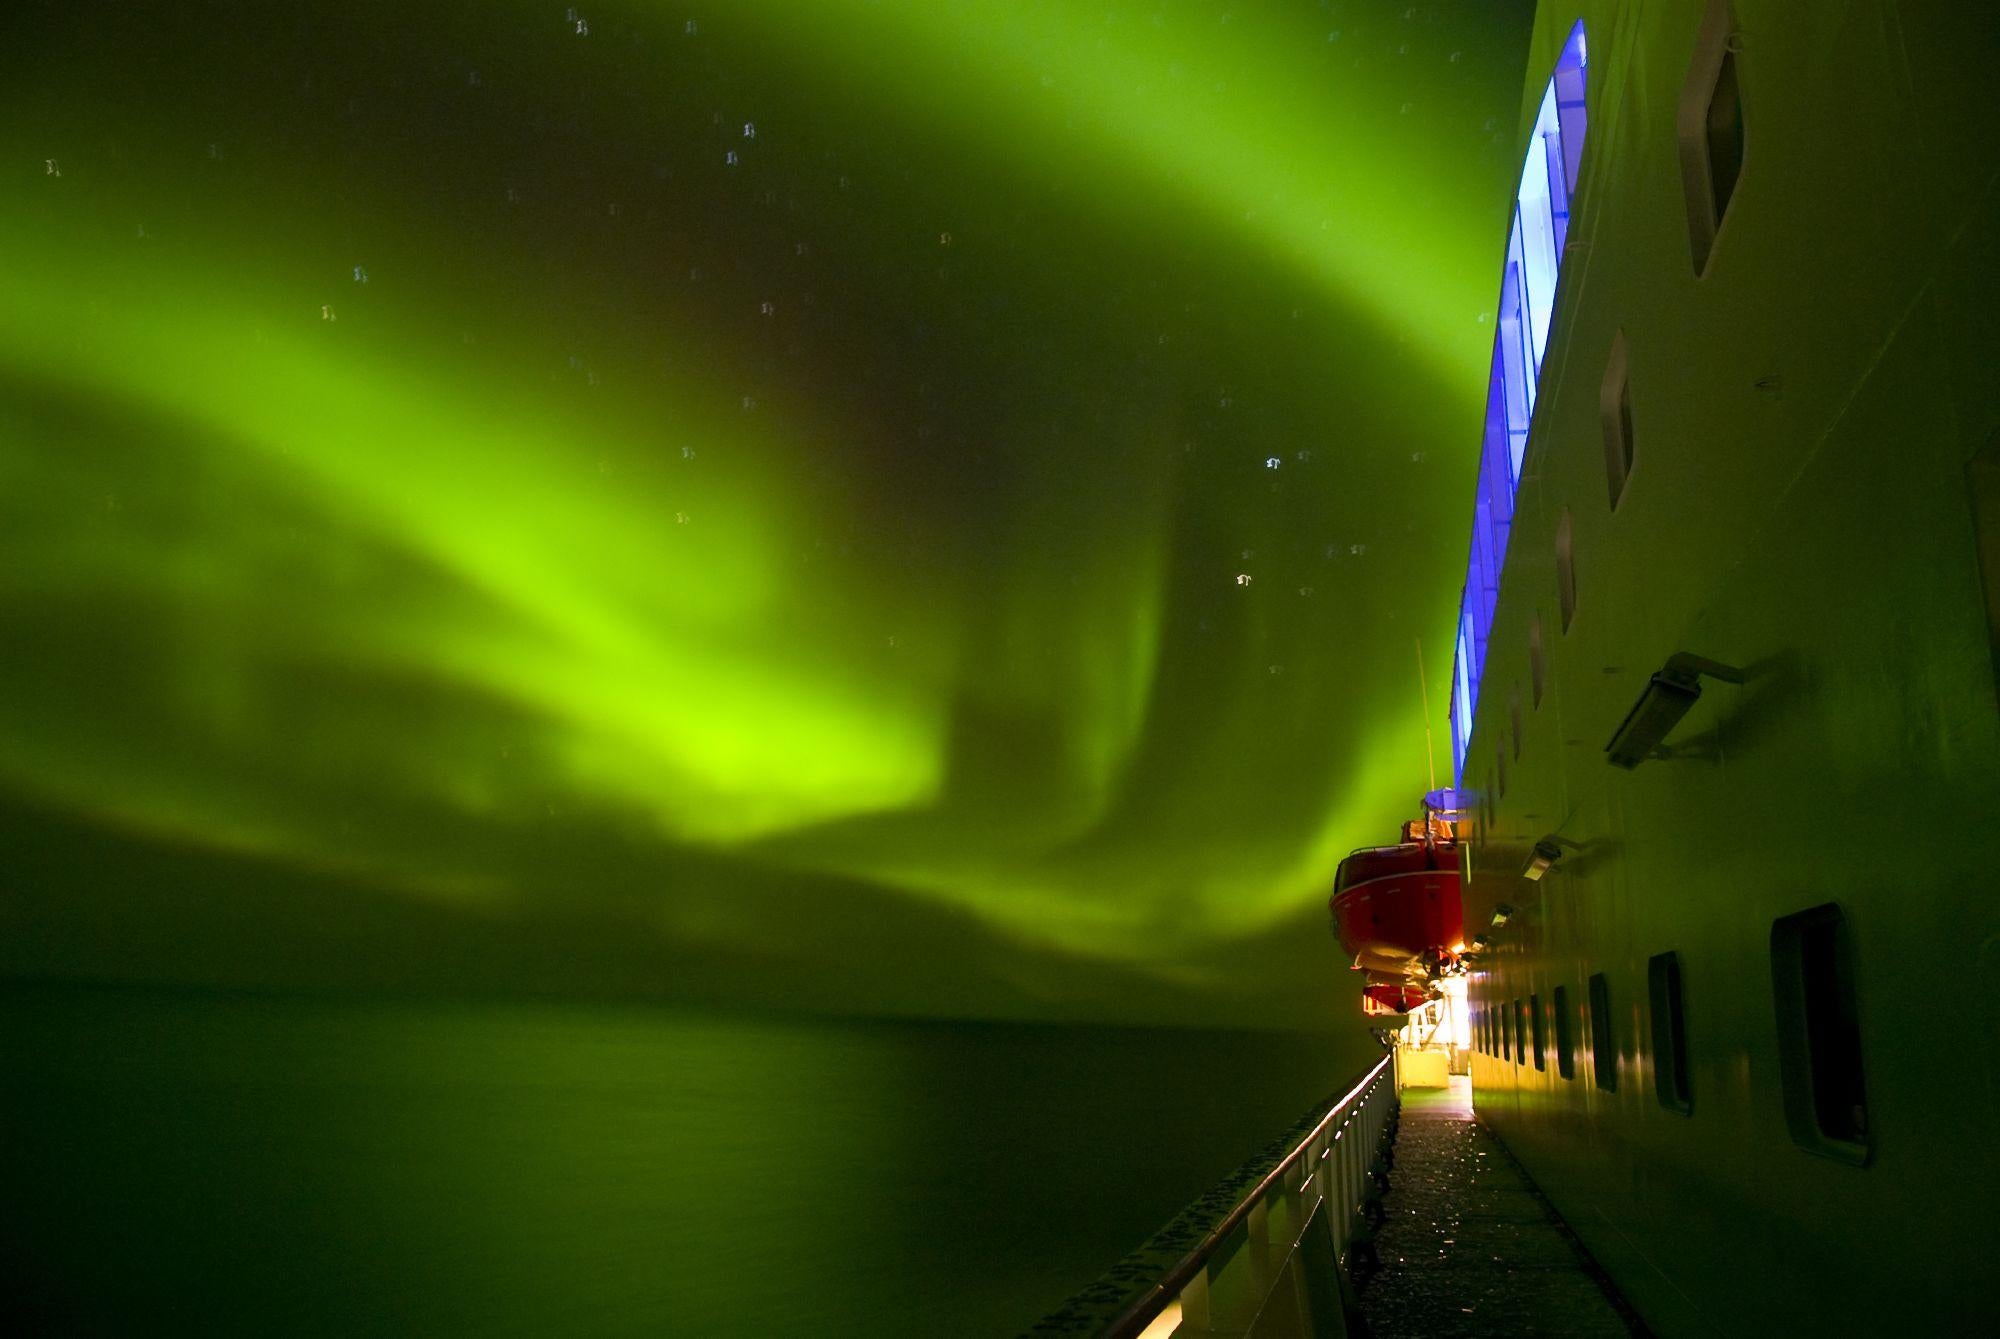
0 0 1534 1026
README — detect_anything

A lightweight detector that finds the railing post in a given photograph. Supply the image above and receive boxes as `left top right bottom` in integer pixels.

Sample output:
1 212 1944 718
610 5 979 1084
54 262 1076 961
1179 1266 1211 1333
1343 1116 1361 1225
1245 1193 1273 1301
1332 1128 1352 1252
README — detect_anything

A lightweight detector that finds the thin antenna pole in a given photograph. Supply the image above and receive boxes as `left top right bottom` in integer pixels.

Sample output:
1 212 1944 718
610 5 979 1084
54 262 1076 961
1416 637 1438 794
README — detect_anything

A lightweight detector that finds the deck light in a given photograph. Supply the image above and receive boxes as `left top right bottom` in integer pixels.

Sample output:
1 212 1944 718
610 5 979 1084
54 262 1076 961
1521 839 1564 881
1605 652 1747 768
1490 904 1514 928
1522 834 1585 881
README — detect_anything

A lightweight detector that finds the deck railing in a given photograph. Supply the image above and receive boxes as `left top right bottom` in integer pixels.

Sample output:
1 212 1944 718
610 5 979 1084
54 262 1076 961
1027 1052 1399 1339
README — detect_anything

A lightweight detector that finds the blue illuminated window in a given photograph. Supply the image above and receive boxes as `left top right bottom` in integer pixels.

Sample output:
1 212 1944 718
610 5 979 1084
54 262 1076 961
1448 23 1589 780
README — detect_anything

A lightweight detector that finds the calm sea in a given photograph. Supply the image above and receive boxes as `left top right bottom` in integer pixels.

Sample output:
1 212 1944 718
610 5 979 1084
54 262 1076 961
2 985 1377 1336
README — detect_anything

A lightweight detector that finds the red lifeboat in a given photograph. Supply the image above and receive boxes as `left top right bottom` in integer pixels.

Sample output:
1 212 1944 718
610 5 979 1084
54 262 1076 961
1330 804 1465 1014
1361 983 1430 1016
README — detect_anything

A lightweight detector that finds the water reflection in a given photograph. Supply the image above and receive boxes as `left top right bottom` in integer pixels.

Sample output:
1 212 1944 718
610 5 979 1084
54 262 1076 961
3 986 1377 1336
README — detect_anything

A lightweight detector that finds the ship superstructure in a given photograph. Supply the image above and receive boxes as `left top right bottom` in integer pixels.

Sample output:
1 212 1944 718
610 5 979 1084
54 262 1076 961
1446 0 1995 1329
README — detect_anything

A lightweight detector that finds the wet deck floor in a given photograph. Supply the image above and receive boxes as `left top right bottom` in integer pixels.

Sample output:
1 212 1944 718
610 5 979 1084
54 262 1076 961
1357 1076 1645 1338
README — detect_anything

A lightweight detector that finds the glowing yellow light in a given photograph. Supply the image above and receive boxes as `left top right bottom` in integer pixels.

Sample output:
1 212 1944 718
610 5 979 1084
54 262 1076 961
1137 1299 1183 1339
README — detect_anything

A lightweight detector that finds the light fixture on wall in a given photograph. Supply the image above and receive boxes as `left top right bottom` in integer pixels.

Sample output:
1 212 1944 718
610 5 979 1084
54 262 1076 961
1606 652 1747 768
1522 834 1585 881
1490 904 1514 928
1522 839 1564 881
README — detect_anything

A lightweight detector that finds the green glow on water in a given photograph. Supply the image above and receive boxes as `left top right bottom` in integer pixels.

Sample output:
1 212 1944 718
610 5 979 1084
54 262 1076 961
0 0 1531 1023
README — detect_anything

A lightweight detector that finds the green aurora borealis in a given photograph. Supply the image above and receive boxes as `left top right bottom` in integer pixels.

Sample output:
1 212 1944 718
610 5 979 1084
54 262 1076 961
2 0 1532 1025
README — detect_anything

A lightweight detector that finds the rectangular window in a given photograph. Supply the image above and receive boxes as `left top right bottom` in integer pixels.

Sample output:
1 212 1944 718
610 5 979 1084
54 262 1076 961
1771 905 1871 1164
1529 993 1546 1071
1513 999 1527 1066
1556 509 1577 633
1589 972 1616 1091
1968 434 2000 702
1678 0 1747 275
1529 614 1545 708
1648 952 1692 1115
1601 332 1634 509
1705 48 1745 229
1499 999 1511 1060
1553 985 1576 1079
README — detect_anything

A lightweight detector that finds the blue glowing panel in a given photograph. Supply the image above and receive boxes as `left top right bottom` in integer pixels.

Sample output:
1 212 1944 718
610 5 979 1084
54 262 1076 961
1449 21 1589 781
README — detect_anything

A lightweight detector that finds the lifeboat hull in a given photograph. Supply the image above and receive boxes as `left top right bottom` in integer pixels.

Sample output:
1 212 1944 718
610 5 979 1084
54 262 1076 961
1361 983 1429 1015
1329 845 1463 967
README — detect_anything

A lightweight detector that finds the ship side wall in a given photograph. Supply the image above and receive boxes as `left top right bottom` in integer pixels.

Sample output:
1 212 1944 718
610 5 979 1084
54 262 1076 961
1464 1 2000 1331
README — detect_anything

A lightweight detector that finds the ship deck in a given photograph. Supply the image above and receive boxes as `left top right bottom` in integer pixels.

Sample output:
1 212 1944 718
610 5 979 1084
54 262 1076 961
1359 1077 1646 1337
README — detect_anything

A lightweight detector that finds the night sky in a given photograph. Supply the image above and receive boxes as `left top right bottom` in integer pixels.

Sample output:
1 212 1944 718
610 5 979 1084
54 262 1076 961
1 1 1533 1027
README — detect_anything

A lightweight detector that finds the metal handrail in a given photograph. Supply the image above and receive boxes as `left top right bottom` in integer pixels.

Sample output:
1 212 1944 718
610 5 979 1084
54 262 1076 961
1095 1052 1394 1338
